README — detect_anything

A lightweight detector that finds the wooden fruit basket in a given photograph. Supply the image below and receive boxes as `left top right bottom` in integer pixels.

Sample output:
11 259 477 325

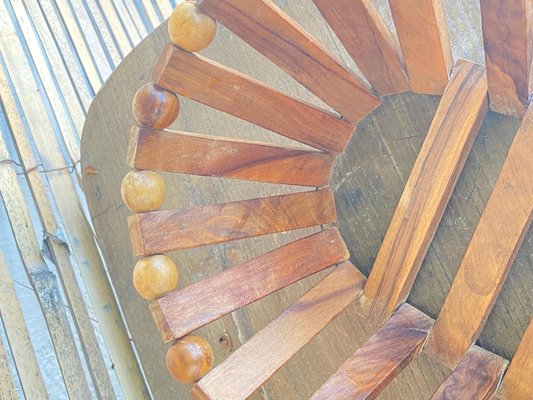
81 0 533 398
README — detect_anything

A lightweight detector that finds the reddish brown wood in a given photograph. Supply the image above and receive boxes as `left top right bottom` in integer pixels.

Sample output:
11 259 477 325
480 0 533 118
426 104 533 368
191 262 366 400
166 336 214 384
132 83 180 129
498 318 533 399
312 0 409 95
310 304 432 400
361 60 488 324
431 347 507 400
127 126 335 187
167 1 217 52
198 0 379 120
128 189 336 256
151 228 349 342
388 0 452 94
152 43 357 153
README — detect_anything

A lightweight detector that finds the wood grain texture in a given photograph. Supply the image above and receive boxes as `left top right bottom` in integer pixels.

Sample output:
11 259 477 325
312 0 409 96
151 228 349 342
426 104 533 368
128 188 336 256
152 43 357 153
361 60 488 324
310 304 432 400
191 262 366 400
388 0 452 94
198 0 379 120
127 126 335 187
480 0 533 118
431 347 507 400
498 318 533 399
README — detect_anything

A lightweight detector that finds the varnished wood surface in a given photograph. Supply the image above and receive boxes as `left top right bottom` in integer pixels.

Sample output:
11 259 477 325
198 0 379 122
361 60 488 324
426 104 533 368
312 0 408 96
480 0 532 118
151 228 349 342
431 347 507 400
498 318 533 399
152 43 357 153
388 0 452 94
311 304 432 400
127 126 335 187
128 189 336 256
191 263 366 400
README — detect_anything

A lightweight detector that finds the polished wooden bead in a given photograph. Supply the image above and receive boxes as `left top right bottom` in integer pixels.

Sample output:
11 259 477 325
132 84 180 129
133 255 178 300
166 336 214 384
121 170 165 213
168 1 217 52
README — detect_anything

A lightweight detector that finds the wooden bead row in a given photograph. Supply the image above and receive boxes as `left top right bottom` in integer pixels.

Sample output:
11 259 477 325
123 0 218 385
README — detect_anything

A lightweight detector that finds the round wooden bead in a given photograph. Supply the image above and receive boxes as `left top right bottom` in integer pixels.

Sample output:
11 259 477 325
121 170 165 213
166 336 214 384
133 255 179 300
168 1 217 52
132 84 180 129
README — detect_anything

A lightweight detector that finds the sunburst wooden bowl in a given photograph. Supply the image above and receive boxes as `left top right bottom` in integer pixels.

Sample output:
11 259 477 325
81 1 533 399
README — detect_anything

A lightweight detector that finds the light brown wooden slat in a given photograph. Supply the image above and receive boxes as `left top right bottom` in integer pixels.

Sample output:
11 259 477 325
0 252 47 399
480 0 533 118
152 43 356 153
128 188 336 256
198 0 379 121
128 126 335 186
310 304 432 400
151 228 349 342
361 60 487 324
497 318 533 399
425 103 533 368
191 262 366 400
0 312 18 400
388 0 452 94
431 347 507 400
312 0 409 96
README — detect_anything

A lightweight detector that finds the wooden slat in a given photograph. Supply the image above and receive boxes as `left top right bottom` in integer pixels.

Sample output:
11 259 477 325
388 0 452 94
0 315 18 400
498 318 533 399
191 262 366 400
0 252 47 399
152 43 357 153
480 0 533 118
127 126 335 186
198 0 379 120
431 347 507 400
129 189 336 256
361 60 488 324
312 0 409 95
151 228 349 342
425 103 533 368
310 304 432 400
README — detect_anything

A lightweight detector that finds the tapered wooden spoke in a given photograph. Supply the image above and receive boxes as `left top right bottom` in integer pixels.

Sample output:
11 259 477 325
128 189 336 256
151 228 349 343
431 347 507 400
152 44 356 153
127 126 335 187
498 318 533 399
198 0 379 121
362 60 487 324
480 0 533 118
191 262 366 400
311 304 432 400
426 104 533 368
312 0 408 96
388 0 452 94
